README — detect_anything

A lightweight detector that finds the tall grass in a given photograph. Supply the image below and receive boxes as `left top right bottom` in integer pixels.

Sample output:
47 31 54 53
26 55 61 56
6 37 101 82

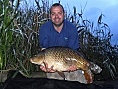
0 0 118 80
0 0 20 70
70 7 118 80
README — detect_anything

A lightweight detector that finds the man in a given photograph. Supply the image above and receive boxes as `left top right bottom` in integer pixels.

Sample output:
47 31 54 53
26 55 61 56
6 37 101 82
39 3 87 83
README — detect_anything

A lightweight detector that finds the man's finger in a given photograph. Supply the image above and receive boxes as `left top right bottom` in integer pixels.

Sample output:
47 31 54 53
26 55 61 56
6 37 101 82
67 65 77 71
43 62 48 71
47 65 55 72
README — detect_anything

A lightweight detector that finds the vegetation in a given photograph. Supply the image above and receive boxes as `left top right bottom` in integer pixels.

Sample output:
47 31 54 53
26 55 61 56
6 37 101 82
0 0 118 81
0 0 20 70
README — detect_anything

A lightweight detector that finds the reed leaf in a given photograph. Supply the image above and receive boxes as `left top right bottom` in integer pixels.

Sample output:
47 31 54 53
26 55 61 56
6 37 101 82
0 0 118 80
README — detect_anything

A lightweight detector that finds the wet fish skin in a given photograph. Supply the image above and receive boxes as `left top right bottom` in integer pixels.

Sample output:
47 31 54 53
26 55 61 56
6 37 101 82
30 47 90 71
30 46 102 83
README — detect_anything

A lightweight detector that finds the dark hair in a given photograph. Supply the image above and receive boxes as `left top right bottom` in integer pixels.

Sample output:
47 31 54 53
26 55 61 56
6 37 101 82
50 3 64 14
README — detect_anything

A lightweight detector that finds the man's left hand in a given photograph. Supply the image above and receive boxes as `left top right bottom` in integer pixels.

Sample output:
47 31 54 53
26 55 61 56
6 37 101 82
67 65 77 72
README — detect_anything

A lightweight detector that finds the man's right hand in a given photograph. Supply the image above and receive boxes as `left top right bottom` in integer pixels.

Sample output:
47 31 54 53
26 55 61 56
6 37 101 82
40 62 55 72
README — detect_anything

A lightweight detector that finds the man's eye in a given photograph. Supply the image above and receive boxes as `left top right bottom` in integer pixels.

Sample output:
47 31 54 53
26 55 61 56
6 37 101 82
59 12 62 14
51 13 55 15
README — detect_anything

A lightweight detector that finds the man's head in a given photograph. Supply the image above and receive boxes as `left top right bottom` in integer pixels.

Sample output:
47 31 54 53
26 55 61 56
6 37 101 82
49 3 65 27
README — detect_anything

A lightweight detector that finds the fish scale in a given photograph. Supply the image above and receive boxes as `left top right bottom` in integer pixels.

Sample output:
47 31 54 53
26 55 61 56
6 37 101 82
44 47 89 70
30 46 102 83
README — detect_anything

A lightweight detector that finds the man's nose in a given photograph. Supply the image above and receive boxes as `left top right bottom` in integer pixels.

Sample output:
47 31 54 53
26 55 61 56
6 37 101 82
55 14 59 18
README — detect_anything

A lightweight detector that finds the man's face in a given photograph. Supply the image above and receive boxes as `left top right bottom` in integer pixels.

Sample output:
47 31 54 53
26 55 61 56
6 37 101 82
50 6 65 27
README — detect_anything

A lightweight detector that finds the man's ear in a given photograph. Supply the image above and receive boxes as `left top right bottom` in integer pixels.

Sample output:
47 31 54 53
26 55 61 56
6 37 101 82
49 13 51 19
64 12 66 17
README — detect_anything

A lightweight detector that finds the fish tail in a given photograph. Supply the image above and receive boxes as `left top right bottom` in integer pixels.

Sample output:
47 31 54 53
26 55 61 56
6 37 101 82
83 69 94 83
89 62 102 74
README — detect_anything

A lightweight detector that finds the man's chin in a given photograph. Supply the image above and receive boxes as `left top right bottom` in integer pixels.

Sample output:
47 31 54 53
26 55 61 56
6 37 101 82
53 22 63 27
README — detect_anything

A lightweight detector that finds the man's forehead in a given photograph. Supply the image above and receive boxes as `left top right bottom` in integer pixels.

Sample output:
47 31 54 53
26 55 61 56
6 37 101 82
51 6 63 12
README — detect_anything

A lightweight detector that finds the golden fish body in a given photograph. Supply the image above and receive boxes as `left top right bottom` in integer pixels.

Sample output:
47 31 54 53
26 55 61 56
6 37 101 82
30 47 89 71
30 47 102 83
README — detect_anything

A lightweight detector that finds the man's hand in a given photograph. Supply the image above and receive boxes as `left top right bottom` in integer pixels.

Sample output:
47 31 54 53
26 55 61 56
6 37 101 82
67 65 77 72
40 62 77 72
40 62 55 72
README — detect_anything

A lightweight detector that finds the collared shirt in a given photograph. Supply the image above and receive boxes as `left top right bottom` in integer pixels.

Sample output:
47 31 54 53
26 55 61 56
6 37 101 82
39 19 79 50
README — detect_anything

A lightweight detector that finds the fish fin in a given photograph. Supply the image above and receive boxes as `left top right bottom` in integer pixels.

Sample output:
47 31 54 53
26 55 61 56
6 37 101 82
83 69 94 83
57 71 65 80
90 62 102 74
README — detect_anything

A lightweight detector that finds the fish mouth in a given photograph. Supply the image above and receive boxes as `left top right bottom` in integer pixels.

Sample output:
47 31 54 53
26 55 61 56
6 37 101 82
30 59 34 63
30 59 37 64
30 58 43 65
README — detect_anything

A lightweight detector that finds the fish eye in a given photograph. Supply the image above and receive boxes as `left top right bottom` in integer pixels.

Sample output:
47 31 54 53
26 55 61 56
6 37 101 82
33 55 37 57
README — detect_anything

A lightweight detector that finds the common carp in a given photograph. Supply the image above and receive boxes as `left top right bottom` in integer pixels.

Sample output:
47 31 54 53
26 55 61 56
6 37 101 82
30 46 102 83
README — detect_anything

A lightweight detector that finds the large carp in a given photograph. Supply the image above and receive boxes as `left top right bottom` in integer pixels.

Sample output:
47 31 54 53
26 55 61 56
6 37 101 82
30 46 102 83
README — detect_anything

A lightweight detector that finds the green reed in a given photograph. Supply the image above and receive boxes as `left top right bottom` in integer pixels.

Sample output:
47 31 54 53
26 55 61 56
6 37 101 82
0 0 118 80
